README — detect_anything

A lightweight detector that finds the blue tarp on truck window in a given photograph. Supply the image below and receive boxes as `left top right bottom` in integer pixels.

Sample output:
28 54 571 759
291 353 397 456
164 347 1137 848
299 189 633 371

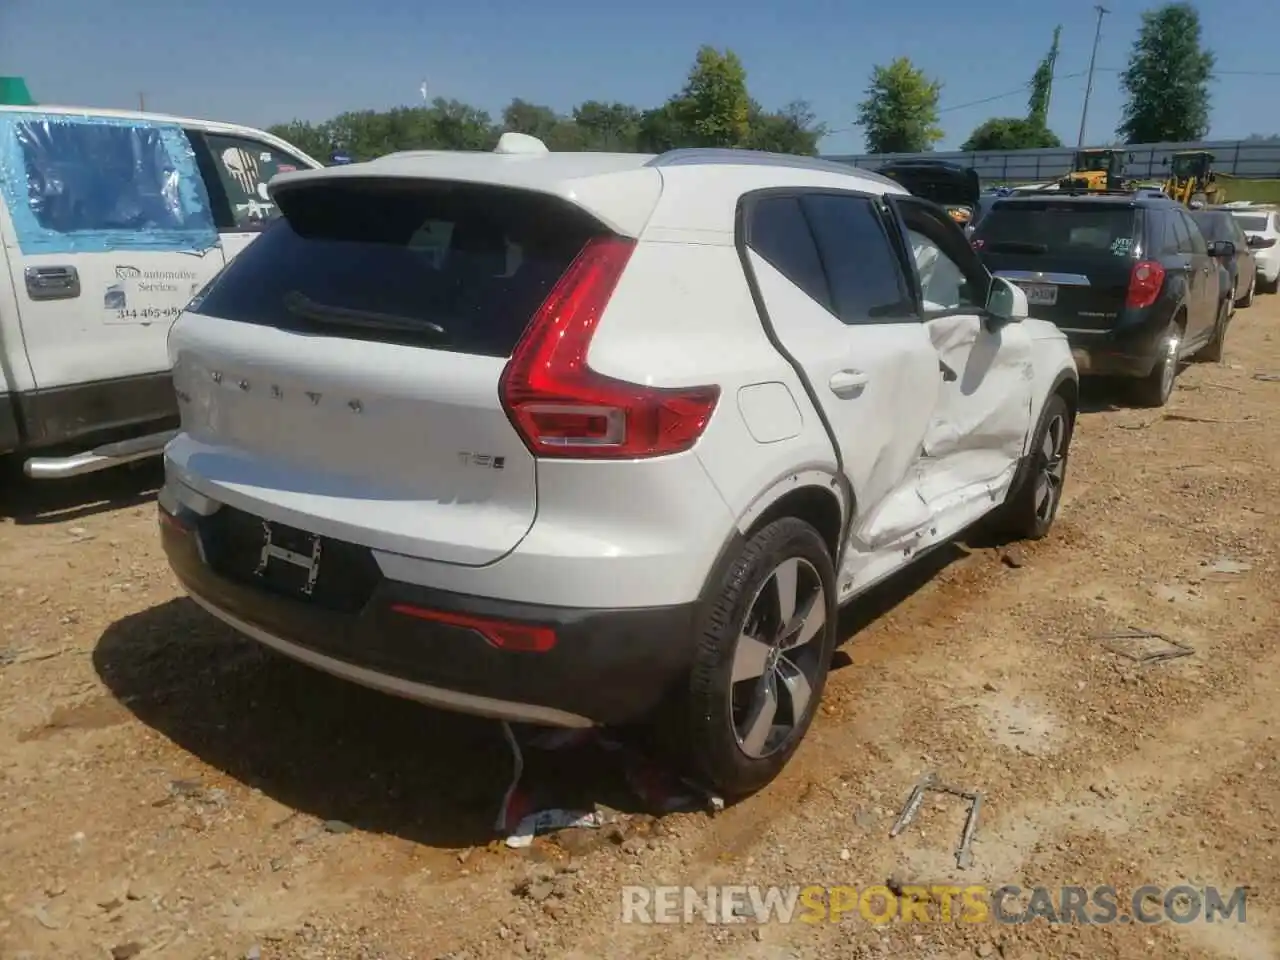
0 112 218 255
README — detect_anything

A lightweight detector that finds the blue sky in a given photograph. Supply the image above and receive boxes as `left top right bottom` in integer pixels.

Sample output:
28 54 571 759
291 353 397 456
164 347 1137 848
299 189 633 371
2 0 1275 155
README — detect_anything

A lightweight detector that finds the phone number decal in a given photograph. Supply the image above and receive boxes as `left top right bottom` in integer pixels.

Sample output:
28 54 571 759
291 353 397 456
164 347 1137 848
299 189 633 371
108 306 183 324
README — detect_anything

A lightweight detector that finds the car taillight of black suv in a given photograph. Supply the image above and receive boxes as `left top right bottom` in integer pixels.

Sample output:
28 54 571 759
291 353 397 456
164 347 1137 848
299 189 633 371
971 193 1235 406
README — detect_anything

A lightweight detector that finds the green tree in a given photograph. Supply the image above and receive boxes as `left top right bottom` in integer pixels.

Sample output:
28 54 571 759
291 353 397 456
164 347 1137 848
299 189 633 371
1027 26 1062 128
670 45 752 147
501 99 561 140
636 102 688 152
961 117 1062 152
1117 2 1215 144
266 119 331 160
743 100 827 155
572 101 643 151
856 57 944 154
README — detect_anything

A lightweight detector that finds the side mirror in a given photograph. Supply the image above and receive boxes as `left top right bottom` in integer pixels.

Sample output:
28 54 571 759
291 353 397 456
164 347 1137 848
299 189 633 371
986 276 1028 324
1208 240 1236 259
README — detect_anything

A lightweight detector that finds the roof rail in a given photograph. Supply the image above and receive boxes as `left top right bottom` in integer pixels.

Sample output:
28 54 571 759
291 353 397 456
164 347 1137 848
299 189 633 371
1049 186 1167 199
647 148 900 187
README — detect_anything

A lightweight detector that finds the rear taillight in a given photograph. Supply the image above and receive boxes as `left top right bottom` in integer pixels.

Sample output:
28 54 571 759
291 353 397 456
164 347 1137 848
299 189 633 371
1253 236 1277 249
500 236 720 459
1126 260 1166 310
971 237 985 251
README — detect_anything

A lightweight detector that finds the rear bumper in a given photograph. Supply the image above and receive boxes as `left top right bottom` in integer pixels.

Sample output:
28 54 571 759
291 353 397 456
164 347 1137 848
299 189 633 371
1064 322 1167 378
159 501 702 728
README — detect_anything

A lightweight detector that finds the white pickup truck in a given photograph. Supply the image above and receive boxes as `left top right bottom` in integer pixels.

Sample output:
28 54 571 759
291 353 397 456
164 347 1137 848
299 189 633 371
0 105 320 479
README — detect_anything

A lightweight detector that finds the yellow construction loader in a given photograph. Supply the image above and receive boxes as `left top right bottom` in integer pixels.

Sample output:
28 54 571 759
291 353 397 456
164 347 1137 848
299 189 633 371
1059 148 1129 192
1162 150 1224 206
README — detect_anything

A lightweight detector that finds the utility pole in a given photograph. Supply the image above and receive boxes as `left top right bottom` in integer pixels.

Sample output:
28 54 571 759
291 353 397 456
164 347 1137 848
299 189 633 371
1044 25 1062 118
1076 5 1109 148
138 91 146 111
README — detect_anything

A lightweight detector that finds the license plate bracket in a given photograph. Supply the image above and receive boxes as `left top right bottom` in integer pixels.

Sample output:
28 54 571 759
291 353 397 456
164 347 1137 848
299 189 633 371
1018 282 1058 306
255 519 323 597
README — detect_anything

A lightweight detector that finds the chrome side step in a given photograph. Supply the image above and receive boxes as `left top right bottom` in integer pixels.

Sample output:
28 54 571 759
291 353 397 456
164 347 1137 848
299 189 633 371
23 429 176 480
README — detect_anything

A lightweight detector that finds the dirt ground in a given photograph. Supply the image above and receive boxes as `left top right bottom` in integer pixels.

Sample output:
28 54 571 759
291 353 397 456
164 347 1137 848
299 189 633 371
2 302 1278 960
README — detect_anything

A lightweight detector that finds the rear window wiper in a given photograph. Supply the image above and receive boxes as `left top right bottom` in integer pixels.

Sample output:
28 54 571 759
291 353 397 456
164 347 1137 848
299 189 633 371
984 240 1049 254
283 290 447 336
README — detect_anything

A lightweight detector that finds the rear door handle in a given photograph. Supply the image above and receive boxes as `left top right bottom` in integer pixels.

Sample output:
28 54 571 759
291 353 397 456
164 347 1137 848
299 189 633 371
24 265 81 301
828 369 869 398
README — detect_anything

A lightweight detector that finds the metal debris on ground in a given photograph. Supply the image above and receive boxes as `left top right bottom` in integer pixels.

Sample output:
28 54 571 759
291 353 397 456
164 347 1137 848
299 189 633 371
1252 372 1280 382
1203 557 1253 578
1093 627 1194 665
889 772 983 870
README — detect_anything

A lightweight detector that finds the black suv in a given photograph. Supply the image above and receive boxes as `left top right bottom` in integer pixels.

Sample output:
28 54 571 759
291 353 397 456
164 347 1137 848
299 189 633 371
971 192 1235 406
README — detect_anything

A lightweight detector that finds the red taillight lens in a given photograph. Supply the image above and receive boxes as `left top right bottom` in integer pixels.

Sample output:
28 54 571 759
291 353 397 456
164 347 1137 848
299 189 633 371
499 236 720 459
1126 260 1166 310
390 603 556 653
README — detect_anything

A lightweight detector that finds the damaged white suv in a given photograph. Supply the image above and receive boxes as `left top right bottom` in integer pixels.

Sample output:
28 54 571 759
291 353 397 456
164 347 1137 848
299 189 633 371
159 136 1077 797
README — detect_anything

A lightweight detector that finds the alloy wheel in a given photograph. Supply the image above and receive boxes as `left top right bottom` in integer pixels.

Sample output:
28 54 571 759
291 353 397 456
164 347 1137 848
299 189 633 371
1035 413 1069 523
1159 330 1180 401
729 557 827 759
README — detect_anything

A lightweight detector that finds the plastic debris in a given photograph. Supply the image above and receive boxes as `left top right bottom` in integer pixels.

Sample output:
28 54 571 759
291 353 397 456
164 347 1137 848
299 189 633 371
505 808 608 848
494 722 725 846
495 722 533 834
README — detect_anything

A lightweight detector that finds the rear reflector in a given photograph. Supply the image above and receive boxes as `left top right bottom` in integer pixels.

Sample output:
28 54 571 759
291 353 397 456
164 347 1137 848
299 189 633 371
1126 260 1166 310
390 603 557 653
500 236 720 459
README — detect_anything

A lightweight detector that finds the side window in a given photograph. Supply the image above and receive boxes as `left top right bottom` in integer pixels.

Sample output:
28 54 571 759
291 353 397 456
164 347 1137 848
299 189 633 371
1171 213 1194 254
1180 212 1207 255
747 196 834 313
907 231 971 311
1155 212 1181 256
895 202 988 314
798 194 915 324
2 113 215 253
203 133 307 232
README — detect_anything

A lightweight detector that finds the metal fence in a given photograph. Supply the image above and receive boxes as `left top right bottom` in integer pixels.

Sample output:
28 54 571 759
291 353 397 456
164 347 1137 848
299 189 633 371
824 139 1280 183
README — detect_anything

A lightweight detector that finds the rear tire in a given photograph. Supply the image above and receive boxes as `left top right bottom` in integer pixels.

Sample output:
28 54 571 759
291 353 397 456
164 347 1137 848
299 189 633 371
1195 298 1230 363
988 393 1073 541
672 517 838 799
1132 320 1181 407
1261 274 1280 295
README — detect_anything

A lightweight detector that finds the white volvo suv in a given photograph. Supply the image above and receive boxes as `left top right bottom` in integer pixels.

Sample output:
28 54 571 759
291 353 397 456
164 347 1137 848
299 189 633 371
159 135 1077 797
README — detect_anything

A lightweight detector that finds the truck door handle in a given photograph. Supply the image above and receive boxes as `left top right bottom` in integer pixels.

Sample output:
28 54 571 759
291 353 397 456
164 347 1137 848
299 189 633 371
24 265 81 301
828 369 869 398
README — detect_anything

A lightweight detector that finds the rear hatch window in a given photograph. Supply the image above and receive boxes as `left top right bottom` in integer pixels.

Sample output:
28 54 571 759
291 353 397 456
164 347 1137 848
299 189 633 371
190 178 607 358
974 202 1140 258
973 202 1142 331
